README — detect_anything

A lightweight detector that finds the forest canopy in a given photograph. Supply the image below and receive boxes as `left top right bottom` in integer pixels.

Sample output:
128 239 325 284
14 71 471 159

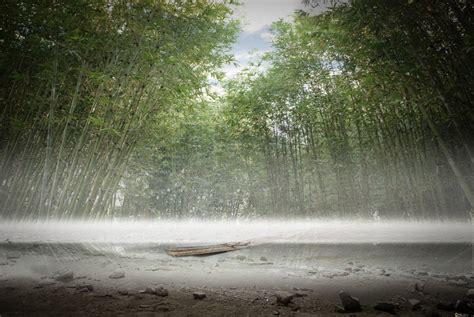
0 0 473 220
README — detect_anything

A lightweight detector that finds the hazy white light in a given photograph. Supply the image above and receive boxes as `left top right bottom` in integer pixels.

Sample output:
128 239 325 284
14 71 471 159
0 221 471 244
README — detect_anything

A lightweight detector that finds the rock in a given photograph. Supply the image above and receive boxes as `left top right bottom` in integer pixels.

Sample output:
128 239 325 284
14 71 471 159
338 291 362 312
118 289 129 295
157 307 169 312
235 255 246 261
52 269 74 281
455 300 474 314
378 269 390 276
290 304 300 311
417 271 429 276
260 256 268 262
108 270 125 279
6 251 21 259
422 308 442 317
77 287 90 293
76 284 94 292
467 289 474 299
374 302 397 315
347 262 354 265
141 286 168 297
335 305 346 313
272 311 280 315
408 299 421 310
449 279 468 286
275 292 295 306
293 292 308 298
249 262 274 266
193 291 206 300
414 282 425 292
38 280 56 287
344 267 352 272
154 287 169 297
436 301 455 311
325 271 350 278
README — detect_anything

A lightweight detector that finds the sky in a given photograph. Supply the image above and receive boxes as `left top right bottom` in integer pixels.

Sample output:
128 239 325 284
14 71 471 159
210 0 330 94
223 0 306 79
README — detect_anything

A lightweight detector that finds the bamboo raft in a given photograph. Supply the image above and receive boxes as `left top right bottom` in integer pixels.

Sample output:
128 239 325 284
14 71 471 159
166 242 250 257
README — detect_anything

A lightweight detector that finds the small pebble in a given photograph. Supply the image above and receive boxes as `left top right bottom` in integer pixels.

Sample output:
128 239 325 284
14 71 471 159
193 291 206 300
108 270 125 279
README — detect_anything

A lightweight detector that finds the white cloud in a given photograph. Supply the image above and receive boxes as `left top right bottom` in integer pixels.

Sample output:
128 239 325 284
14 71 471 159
222 64 244 79
234 0 304 33
234 49 269 62
259 31 275 43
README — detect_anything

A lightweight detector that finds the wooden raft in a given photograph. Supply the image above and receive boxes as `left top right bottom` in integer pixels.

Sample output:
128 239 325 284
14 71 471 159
166 242 250 257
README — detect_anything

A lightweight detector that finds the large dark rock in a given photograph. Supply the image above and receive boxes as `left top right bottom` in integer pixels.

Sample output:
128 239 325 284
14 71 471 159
422 308 442 317
338 291 362 312
374 302 397 315
408 299 421 310
436 301 455 311
455 300 474 314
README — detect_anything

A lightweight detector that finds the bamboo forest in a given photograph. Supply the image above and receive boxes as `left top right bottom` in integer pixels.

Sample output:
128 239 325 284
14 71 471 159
1 1 473 316
1 0 473 221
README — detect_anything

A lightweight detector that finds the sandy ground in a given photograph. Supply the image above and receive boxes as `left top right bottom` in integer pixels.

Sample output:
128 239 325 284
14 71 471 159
0 239 473 316
0 222 472 316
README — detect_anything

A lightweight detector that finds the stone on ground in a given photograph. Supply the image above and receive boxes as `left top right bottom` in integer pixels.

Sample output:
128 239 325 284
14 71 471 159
108 270 125 279
338 291 362 312
467 289 474 299
141 286 168 297
52 269 74 281
275 292 295 306
193 291 206 300
436 300 455 311
408 298 421 310
374 302 397 314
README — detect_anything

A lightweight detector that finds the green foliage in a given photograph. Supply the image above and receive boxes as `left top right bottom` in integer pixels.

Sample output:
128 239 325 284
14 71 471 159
1 0 472 220
0 0 238 219
222 0 474 220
